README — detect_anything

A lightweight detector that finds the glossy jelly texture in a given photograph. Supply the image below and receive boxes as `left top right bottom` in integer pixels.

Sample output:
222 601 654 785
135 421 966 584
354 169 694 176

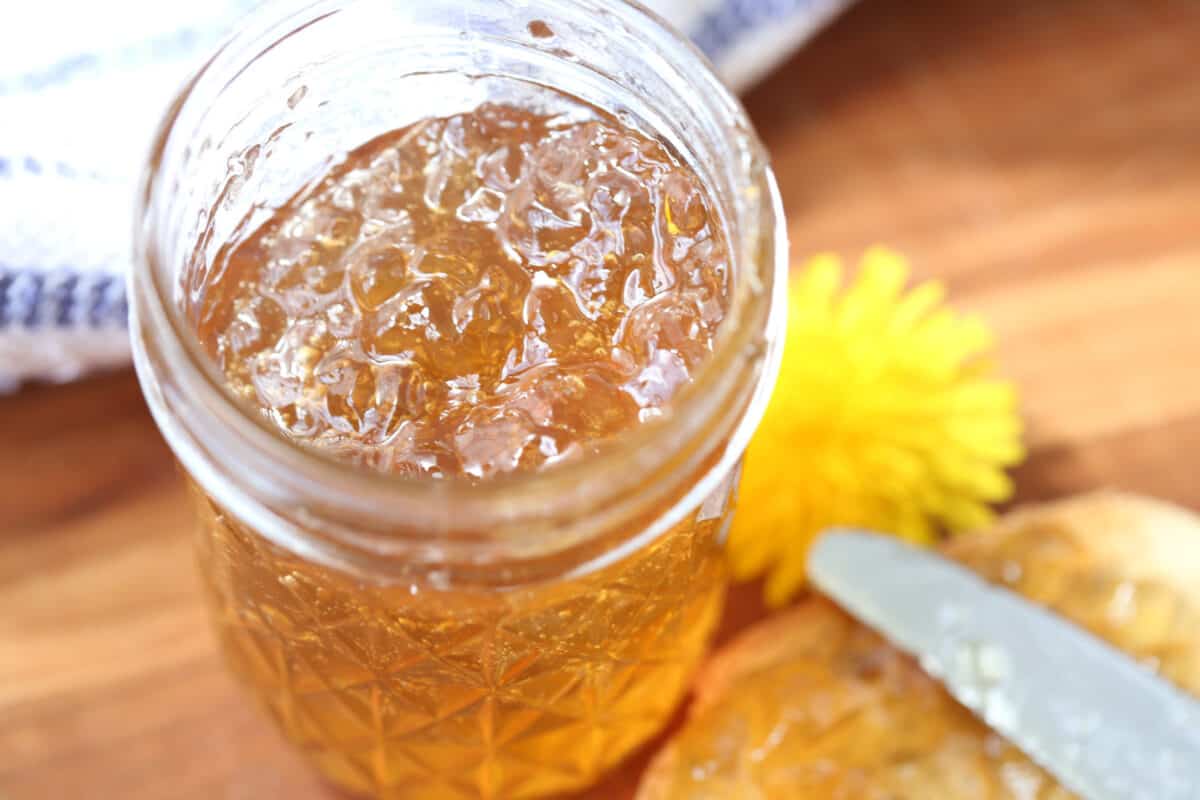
197 100 730 478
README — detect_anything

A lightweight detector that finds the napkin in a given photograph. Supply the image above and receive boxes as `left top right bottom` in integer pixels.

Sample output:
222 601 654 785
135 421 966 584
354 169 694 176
0 0 850 392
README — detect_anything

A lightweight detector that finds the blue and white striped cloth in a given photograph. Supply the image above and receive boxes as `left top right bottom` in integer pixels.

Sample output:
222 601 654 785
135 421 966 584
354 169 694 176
0 0 849 392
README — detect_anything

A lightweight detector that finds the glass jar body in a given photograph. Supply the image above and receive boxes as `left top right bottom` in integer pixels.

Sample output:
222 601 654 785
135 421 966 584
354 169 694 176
131 1 786 798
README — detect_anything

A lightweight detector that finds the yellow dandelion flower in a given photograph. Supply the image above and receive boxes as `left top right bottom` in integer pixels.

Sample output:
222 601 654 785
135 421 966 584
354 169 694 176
729 248 1026 606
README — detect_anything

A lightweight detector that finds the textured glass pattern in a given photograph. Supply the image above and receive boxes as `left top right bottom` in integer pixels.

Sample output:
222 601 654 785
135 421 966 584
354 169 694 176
194 485 730 799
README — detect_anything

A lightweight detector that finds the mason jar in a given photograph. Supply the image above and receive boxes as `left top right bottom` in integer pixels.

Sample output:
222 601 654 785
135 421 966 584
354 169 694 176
129 1 787 797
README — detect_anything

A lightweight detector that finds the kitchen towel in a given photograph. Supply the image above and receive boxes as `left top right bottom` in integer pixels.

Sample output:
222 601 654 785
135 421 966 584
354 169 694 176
0 0 850 392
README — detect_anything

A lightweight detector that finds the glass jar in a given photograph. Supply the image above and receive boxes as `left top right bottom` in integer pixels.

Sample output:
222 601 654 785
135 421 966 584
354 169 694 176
130 1 786 798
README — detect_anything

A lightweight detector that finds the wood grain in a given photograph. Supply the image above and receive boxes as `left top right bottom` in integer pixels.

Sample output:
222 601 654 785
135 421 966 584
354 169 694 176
3 0 1200 796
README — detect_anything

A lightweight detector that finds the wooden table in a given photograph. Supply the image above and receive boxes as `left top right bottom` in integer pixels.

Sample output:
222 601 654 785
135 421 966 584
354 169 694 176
4 0 1200 796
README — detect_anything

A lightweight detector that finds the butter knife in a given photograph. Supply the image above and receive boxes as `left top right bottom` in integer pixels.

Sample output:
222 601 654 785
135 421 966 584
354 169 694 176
808 530 1200 800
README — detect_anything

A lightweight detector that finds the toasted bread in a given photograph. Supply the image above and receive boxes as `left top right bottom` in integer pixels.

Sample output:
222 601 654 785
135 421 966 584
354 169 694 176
637 492 1200 799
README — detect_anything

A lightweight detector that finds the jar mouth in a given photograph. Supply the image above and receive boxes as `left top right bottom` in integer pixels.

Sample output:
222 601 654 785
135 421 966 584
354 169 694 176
131 0 788 568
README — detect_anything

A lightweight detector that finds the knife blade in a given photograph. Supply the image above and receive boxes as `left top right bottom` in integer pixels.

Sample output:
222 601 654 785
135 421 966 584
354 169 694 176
808 530 1200 800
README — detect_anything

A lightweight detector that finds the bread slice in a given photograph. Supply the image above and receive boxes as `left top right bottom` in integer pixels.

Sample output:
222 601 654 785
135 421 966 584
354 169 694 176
637 492 1200 799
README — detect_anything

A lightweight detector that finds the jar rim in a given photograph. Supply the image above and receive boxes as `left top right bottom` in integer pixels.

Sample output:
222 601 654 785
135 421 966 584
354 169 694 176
131 0 788 571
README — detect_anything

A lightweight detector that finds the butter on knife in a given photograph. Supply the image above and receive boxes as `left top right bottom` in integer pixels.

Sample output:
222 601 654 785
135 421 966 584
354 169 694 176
809 528 1200 800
